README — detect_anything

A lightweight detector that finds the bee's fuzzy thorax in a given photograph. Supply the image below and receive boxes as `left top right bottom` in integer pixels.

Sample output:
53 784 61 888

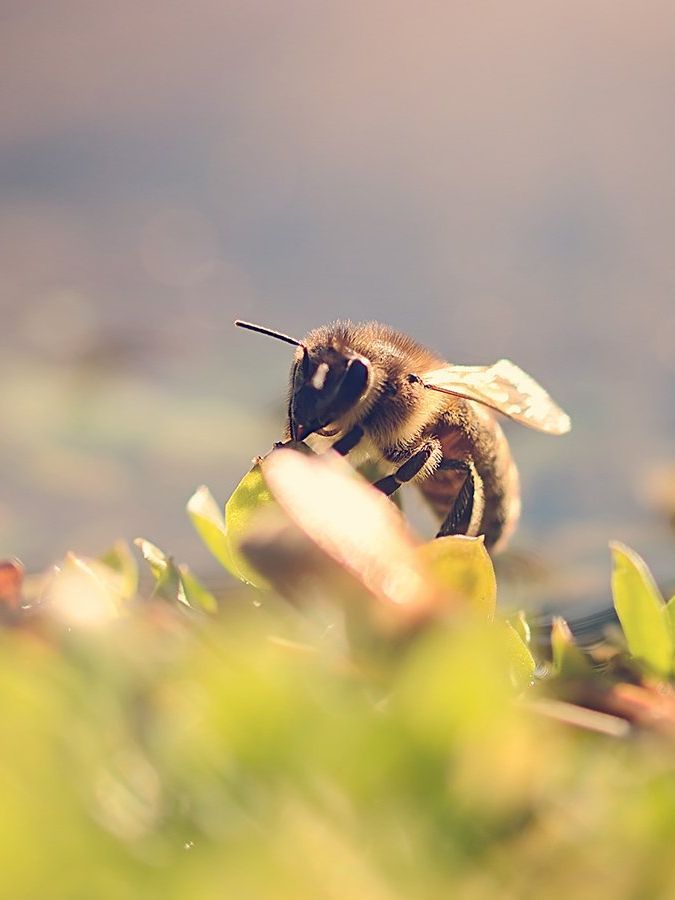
300 320 448 446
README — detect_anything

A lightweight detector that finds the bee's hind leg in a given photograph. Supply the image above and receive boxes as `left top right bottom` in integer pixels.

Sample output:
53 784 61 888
436 459 478 538
373 441 439 497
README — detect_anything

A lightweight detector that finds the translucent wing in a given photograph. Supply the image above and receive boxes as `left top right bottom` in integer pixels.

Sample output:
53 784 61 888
421 359 571 435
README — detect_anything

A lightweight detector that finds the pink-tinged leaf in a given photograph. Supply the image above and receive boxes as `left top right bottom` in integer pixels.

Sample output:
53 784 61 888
0 559 24 612
261 449 444 632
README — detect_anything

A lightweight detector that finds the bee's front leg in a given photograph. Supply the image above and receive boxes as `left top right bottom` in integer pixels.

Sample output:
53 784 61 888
330 425 364 456
373 440 440 497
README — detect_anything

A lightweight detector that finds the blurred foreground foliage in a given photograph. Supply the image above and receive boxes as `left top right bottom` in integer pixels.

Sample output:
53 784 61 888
3 448 675 899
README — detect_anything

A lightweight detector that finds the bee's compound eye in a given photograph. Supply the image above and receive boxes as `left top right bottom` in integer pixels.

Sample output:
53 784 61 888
292 360 305 390
343 357 369 400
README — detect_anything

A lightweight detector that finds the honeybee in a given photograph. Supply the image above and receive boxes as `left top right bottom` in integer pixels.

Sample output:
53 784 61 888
235 319 570 552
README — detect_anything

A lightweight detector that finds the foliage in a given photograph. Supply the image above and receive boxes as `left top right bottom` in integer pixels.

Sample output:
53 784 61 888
3 447 675 898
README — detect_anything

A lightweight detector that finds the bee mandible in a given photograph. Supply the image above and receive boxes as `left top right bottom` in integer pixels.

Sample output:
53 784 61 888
235 319 570 552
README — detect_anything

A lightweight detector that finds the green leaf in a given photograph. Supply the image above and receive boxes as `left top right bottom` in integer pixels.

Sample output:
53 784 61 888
135 539 219 614
98 539 138 603
497 620 536 690
186 486 233 571
134 538 167 580
550 616 593 679
666 595 675 641
187 469 272 588
417 535 496 620
610 542 673 676
224 464 275 584
509 610 531 646
134 538 189 607
178 565 218 614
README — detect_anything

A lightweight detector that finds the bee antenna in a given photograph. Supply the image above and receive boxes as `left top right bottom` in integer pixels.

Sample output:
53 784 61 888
234 320 306 350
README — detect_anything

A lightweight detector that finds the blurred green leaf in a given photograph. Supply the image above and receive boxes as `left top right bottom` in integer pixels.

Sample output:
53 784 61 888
8 535 675 898
551 616 593 679
135 538 218 614
188 470 271 588
135 538 188 607
665 595 675 641
133 537 167 580
509 609 531 645
98 539 138 603
610 542 673 676
186 485 233 571
417 534 496 620
178 565 218 614
498 620 536 690
224 464 274 587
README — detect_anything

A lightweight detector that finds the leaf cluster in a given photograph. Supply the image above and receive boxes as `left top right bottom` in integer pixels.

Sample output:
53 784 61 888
2 447 675 898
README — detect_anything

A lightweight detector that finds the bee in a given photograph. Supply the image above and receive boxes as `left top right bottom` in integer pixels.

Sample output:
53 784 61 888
235 319 570 552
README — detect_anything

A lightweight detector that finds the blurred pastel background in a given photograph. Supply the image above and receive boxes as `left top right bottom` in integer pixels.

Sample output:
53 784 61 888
2 1 675 611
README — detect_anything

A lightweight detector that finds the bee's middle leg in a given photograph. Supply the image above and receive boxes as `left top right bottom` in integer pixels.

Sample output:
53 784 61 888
373 440 440 497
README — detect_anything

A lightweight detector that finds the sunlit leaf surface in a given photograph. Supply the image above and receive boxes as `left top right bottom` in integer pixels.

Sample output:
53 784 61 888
186 485 236 571
178 565 218 614
509 609 531 645
611 542 673 676
135 538 189 606
665 595 675 641
188 473 271 588
223 465 274 586
417 534 496 620
261 449 441 632
47 553 124 627
551 616 593 678
135 537 218 614
498 620 536 689
99 540 138 603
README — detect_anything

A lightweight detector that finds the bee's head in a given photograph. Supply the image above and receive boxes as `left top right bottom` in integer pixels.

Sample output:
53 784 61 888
289 344 370 441
234 319 370 441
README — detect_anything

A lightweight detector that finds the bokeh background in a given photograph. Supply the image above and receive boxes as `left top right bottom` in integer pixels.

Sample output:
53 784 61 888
2 1 675 612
